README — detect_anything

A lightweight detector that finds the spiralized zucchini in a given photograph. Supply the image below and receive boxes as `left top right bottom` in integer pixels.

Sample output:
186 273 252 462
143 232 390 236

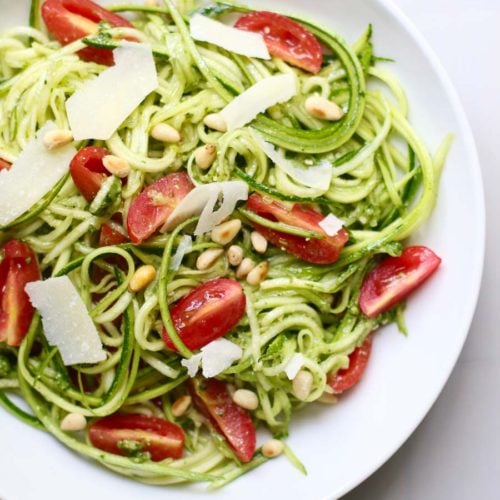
0 0 451 489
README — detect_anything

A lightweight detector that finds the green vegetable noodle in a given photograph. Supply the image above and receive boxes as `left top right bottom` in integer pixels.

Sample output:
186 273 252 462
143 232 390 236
0 0 451 489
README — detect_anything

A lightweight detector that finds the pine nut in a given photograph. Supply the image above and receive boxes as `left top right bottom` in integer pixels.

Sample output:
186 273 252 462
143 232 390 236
172 395 192 417
211 219 241 245
196 248 223 270
250 231 267 254
232 389 259 411
195 144 217 170
305 95 345 121
43 129 73 150
60 413 87 432
292 370 313 401
246 261 269 286
151 123 181 143
129 265 157 292
236 257 256 279
203 113 227 132
102 155 130 178
317 392 338 404
227 245 244 266
262 439 284 458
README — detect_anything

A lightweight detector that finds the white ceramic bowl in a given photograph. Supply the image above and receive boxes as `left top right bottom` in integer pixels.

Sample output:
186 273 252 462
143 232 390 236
0 1 484 499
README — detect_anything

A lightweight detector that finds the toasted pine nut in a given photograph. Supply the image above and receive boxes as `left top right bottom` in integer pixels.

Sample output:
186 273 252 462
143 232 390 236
102 155 131 178
317 392 338 404
250 231 267 254
227 245 244 266
196 248 223 270
232 389 259 410
262 439 284 458
246 261 269 286
195 144 217 170
43 129 73 150
172 395 192 417
236 257 256 279
211 219 241 245
144 0 158 6
151 123 181 143
60 413 87 432
305 95 344 121
203 113 227 132
129 265 157 292
292 370 313 401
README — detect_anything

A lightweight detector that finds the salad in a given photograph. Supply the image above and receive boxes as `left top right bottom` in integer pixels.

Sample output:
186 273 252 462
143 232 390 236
0 0 450 489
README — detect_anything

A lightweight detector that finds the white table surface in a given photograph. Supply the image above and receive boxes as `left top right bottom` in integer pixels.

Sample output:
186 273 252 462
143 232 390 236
346 1 500 499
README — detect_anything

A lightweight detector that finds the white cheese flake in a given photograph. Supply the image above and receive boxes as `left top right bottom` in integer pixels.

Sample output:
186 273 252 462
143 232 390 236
170 235 193 271
220 74 297 131
25 277 106 366
318 213 345 236
190 14 270 59
254 133 333 193
285 353 306 380
181 353 202 378
162 181 248 235
66 42 158 141
200 338 243 378
0 122 76 226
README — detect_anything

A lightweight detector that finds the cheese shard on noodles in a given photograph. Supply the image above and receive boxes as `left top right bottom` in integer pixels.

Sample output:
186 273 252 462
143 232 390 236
66 42 158 141
190 14 270 59
25 277 106 366
0 121 75 226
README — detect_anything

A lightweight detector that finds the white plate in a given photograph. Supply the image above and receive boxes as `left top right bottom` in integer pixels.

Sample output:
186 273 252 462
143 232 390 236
0 1 484 499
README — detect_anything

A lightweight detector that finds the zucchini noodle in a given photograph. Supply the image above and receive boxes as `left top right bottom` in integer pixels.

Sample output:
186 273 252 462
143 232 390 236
0 0 450 489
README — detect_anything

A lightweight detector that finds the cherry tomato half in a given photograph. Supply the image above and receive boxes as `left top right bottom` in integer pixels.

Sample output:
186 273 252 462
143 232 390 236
0 240 41 347
0 159 11 171
88 414 185 461
327 334 373 394
359 246 442 318
189 377 256 463
41 0 132 65
69 146 111 202
235 11 323 73
163 278 246 351
245 193 348 265
99 221 129 247
126 172 193 244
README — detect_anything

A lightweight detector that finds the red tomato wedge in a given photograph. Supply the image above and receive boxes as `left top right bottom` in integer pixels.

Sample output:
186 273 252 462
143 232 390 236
99 221 128 247
126 172 193 244
328 334 373 394
41 0 132 65
245 193 348 265
163 278 246 351
359 246 442 318
235 11 323 73
0 241 41 347
88 414 185 461
70 146 111 202
0 159 11 171
189 378 256 463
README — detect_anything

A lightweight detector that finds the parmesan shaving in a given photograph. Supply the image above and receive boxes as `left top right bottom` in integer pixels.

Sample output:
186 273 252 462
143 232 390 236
66 42 158 141
181 353 202 378
318 213 345 236
220 74 297 130
190 14 270 59
170 235 193 271
285 353 306 380
200 338 243 378
0 122 76 227
25 277 106 366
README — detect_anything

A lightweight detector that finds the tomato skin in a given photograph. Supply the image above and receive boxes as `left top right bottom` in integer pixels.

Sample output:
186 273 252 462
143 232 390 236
41 0 132 65
126 172 194 244
0 241 41 347
88 414 185 461
359 246 442 318
235 11 323 73
189 378 256 463
70 146 111 202
245 193 348 265
0 159 11 170
327 334 373 394
163 278 246 351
